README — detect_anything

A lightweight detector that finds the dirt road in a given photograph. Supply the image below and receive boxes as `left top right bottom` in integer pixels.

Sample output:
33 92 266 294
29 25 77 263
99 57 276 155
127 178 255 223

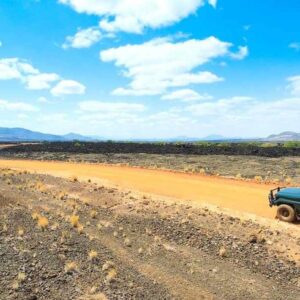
0 159 277 219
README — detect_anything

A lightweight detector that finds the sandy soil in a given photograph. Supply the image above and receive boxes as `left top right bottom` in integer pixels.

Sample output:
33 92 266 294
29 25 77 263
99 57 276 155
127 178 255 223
0 159 280 219
2 152 300 183
0 168 299 300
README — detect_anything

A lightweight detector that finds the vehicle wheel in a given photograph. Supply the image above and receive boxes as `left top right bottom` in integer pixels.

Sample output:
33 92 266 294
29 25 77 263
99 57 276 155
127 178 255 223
276 205 296 222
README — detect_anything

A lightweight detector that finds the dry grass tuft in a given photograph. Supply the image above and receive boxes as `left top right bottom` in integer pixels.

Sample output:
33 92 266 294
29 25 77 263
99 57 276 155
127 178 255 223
37 216 49 230
17 272 26 283
219 246 227 257
70 215 80 228
2 223 8 233
31 212 40 220
77 223 84 234
235 173 242 180
64 261 78 273
35 181 47 193
254 175 263 182
57 191 68 200
102 261 115 272
18 227 24 237
88 250 98 261
70 175 78 182
106 268 117 283
90 210 97 219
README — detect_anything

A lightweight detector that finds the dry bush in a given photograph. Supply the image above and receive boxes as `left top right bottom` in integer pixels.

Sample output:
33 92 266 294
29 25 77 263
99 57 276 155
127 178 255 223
124 238 131 247
235 173 242 180
17 272 26 283
285 177 292 185
18 227 24 237
70 175 78 182
199 168 206 175
219 246 227 257
2 223 8 233
35 181 47 193
37 216 49 230
31 212 40 220
102 261 115 272
88 250 98 261
57 191 68 200
106 268 117 283
70 215 80 228
64 261 78 273
254 175 263 182
77 223 84 234
90 210 97 219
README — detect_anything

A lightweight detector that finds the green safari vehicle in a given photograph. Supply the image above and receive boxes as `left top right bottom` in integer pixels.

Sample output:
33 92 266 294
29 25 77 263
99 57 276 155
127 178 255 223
269 187 300 222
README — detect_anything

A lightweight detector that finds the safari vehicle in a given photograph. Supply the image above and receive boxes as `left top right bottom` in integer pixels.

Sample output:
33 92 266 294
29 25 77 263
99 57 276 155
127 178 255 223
269 187 300 222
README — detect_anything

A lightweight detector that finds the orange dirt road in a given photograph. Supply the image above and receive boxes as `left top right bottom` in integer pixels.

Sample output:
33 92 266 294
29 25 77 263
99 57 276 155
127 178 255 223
0 159 277 219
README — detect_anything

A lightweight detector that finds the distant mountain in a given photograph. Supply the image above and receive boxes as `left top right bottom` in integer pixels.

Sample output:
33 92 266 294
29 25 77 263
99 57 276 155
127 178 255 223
63 133 95 142
1 127 299 143
0 127 96 142
265 131 300 141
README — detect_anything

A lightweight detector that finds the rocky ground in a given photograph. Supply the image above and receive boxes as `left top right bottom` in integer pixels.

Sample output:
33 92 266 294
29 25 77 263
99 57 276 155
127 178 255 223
0 168 299 300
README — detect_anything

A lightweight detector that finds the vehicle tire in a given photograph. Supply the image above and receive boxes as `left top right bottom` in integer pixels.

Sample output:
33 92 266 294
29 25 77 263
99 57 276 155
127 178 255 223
276 205 296 222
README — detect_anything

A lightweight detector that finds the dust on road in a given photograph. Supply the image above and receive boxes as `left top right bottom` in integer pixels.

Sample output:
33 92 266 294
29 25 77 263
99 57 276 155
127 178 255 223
0 159 277 219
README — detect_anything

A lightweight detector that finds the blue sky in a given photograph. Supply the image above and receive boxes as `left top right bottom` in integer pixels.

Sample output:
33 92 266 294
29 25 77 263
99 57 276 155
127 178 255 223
0 0 300 139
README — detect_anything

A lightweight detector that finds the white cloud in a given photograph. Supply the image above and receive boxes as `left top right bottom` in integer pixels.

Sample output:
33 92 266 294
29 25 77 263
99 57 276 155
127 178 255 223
0 58 38 80
186 96 253 116
0 58 84 94
101 36 234 96
208 0 217 8
59 0 217 34
37 97 49 103
289 42 300 51
0 41 2 47
78 101 146 113
162 89 212 102
287 76 300 96
0 99 38 112
230 46 249 60
51 80 86 96
24 73 60 90
63 27 102 49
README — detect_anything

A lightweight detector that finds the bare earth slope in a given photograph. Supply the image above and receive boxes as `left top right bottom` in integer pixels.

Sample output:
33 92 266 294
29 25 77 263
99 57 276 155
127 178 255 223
0 168 299 299
0 159 278 219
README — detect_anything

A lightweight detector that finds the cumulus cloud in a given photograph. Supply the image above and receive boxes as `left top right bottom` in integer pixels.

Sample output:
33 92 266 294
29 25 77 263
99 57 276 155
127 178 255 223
59 0 217 34
230 46 249 60
0 58 38 80
287 76 300 96
0 58 85 94
37 97 49 103
0 99 38 112
63 27 102 49
24 73 60 90
289 42 300 51
100 36 234 96
51 80 86 96
162 89 212 102
78 101 146 113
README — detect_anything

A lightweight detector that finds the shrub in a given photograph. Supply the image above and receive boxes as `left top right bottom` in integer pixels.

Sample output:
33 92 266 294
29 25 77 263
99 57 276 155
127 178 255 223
88 250 98 261
64 262 78 273
37 216 49 230
70 215 79 228
90 210 97 219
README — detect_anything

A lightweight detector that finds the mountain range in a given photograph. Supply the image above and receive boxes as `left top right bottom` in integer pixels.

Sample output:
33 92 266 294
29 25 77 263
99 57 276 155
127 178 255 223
0 127 299 142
